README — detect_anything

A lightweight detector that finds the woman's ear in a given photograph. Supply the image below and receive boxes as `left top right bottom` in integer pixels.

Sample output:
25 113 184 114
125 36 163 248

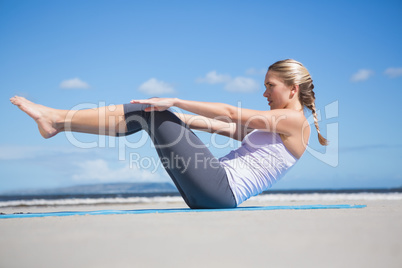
290 84 299 98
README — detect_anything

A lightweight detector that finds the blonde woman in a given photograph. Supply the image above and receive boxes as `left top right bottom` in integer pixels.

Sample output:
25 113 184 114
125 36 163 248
10 59 327 209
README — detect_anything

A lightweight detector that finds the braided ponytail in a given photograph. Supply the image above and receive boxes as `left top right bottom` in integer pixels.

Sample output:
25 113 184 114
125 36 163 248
269 59 328 146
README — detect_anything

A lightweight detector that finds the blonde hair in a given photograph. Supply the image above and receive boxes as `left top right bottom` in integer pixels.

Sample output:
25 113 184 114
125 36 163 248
268 59 328 146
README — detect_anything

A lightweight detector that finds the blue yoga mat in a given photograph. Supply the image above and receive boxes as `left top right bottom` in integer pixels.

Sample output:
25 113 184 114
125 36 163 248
0 204 366 219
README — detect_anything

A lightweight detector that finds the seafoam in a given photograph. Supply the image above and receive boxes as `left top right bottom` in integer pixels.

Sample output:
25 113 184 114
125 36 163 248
0 193 401 208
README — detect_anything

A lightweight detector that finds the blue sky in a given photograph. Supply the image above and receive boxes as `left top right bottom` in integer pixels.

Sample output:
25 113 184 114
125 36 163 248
0 0 401 192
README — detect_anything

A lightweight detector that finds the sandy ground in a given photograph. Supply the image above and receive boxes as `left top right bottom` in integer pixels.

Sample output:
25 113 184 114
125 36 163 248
0 199 401 268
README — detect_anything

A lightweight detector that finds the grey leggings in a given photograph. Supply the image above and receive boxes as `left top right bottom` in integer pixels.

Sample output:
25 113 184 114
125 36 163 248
119 103 236 209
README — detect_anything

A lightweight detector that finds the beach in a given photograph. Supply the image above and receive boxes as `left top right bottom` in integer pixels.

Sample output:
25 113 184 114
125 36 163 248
0 197 401 268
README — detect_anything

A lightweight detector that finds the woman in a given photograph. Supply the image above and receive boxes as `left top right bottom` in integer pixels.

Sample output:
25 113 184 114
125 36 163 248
10 59 327 209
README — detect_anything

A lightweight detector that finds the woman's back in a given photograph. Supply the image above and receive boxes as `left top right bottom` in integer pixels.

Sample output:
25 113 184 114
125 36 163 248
219 129 298 205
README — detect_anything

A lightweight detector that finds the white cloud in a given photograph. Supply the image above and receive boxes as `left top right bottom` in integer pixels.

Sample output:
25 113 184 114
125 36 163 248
60 78 90 89
224 76 260 92
0 145 43 160
350 69 374 82
0 145 90 160
72 159 161 182
138 78 176 95
245 68 267 76
384 67 402 78
197 71 260 92
196 71 231 84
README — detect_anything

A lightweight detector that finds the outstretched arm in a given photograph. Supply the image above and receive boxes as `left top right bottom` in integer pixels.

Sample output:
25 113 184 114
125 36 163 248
131 97 304 136
174 112 253 141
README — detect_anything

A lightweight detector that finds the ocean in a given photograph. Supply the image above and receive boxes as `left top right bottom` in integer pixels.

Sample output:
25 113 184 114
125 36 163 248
1 182 401 208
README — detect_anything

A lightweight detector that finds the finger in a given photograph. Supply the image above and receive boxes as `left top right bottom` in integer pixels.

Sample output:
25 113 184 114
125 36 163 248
131 99 152 104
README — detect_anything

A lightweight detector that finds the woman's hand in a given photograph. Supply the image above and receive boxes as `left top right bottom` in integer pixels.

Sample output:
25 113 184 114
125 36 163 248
130 98 178 112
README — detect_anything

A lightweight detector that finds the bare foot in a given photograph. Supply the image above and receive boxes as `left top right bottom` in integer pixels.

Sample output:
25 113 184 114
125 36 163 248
10 96 61 139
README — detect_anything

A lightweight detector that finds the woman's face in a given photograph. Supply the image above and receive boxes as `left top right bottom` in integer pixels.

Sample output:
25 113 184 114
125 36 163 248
263 70 293 110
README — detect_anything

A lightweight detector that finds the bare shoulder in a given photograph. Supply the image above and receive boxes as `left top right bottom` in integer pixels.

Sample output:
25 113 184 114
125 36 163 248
265 108 305 121
281 109 309 137
255 109 307 136
276 110 310 159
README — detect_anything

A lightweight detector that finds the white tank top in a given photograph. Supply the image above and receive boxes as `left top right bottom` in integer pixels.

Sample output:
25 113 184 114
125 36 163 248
219 129 298 205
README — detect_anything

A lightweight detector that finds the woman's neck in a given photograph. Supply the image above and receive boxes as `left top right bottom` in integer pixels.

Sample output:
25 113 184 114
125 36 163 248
284 100 304 112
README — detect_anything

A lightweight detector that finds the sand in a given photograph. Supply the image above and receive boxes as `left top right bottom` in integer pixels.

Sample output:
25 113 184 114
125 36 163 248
0 199 401 268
